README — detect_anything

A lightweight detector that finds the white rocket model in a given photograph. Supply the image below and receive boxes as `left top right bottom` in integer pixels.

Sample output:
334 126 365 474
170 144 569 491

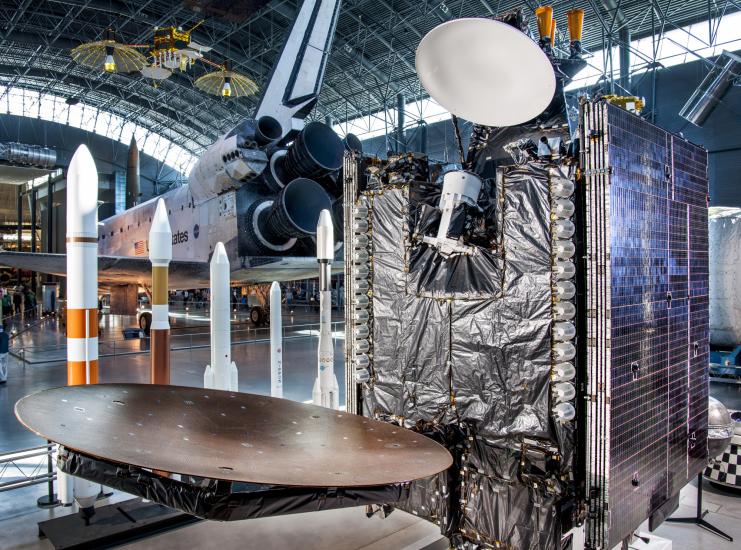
312 210 339 409
270 281 283 398
62 144 102 507
204 242 238 391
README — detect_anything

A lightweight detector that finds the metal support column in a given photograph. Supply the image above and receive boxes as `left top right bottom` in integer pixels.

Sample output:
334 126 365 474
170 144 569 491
30 188 37 293
46 178 54 282
618 26 631 94
16 187 22 286
418 121 428 155
396 93 405 153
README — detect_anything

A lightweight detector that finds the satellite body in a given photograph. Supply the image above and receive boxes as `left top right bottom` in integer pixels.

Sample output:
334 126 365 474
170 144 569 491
343 99 709 549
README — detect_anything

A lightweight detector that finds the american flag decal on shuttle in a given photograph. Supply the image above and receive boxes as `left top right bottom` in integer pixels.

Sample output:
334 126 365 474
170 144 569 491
134 240 148 256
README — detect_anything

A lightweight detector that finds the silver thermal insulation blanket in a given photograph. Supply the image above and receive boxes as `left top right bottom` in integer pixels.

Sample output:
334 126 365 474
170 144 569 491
360 163 575 548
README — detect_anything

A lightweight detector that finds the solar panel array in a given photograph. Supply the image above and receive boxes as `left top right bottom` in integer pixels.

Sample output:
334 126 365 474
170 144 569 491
581 100 709 548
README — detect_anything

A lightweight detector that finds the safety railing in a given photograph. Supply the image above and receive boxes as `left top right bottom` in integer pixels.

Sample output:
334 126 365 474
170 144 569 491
2 305 49 339
11 320 345 365
0 442 59 508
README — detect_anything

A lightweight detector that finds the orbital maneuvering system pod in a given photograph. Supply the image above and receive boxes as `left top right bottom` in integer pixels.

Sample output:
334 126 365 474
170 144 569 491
312 210 339 409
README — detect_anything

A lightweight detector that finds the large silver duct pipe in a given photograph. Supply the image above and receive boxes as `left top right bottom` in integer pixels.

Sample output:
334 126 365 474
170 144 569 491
679 51 741 127
0 142 57 169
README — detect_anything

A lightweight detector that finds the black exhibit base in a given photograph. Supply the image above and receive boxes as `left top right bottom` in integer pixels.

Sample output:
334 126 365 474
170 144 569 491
37 498 199 550
58 448 408 522
665 473 733 542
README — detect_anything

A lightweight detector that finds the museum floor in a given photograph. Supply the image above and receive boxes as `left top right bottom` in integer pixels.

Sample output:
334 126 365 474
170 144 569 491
0 312 740 549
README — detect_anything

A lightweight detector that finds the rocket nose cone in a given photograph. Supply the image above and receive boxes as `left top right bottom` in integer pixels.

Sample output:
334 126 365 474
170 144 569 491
317 209 333 230
316 208 335 261
67 145 98 232
270 281 280 294
212 241 229 265
151 199 171 234
149 198 172 262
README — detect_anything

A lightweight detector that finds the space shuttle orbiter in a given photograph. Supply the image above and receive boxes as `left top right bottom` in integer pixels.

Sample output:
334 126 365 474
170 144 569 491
0 0 356 291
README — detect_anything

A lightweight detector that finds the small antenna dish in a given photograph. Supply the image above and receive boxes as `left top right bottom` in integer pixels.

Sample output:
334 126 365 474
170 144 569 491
415 18 556 127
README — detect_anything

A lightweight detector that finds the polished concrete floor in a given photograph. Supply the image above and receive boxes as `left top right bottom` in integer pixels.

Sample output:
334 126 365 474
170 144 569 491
2 313 741 549
0 470 739 550
0 482 447 550
1 308 345 452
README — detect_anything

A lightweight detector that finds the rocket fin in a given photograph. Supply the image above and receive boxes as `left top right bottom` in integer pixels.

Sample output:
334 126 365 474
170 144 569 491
229 361 239 392
204 365 214 389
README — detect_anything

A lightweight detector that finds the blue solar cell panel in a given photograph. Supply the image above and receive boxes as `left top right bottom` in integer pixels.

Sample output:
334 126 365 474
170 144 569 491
582 100 709 549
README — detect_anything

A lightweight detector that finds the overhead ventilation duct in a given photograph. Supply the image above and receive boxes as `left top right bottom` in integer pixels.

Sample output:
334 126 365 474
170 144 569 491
679 50 741 126
0 142 57 169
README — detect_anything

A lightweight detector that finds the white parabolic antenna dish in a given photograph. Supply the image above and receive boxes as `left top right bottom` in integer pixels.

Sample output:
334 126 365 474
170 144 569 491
416 18 556 127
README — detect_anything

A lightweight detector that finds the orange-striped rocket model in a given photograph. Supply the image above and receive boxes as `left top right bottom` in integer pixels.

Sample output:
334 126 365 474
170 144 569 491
66 145 99 386
62 144 102 510
149 199 172 384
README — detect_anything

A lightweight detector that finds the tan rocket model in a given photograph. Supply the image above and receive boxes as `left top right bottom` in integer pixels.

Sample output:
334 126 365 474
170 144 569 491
66 145 99 386
149 199 172 384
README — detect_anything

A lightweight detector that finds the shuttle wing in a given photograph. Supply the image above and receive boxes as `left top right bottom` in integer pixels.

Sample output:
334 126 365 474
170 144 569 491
0 251 209 288
0 251 341 288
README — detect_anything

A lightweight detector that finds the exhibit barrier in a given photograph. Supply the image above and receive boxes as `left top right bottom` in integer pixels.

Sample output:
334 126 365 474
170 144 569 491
2 305 47 338
10 321 345 365
0 442 59 508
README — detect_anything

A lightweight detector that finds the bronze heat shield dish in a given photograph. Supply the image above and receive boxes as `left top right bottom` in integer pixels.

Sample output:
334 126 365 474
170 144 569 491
15 384 452 487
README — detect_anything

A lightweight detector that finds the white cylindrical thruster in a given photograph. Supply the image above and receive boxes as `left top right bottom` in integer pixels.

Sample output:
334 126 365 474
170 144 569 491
553 402 576 422
554 240 575 259
554 342 576 362
553 382 576 402
552 179 575 198
555 260 576 280
553 219 576 239
554 199 575 219
555 281 576 301
554 321 576 340
553 362 576 382
554 302 576 321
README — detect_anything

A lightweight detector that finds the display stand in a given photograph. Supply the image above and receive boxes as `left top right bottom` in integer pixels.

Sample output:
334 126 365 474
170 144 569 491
665 473 733 541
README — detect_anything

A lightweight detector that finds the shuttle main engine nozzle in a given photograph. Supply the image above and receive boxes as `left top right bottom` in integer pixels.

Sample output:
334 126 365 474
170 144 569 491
249 177 332 252
266 122 344 191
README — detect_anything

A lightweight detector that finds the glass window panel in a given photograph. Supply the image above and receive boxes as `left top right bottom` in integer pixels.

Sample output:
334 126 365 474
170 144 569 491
119 121 135 145
80 105 98 132
38 95 56 122
133 126 149 149
142 133 159 157
95 111 111 136
67 103 83 128
8 88 24 116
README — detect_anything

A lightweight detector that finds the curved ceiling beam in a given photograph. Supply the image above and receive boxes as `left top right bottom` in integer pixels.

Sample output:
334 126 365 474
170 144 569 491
0 66 211 152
